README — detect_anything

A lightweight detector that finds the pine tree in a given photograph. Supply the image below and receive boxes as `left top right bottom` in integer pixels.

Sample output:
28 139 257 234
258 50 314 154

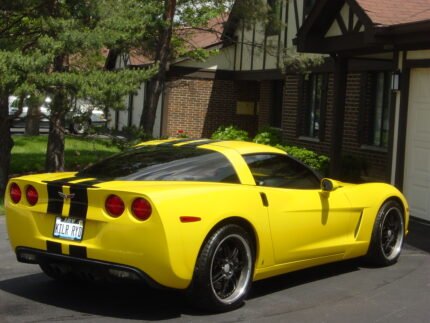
0 0 154 196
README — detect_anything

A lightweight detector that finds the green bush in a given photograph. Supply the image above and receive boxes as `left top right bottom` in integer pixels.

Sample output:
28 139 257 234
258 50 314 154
253 127 282 146
277 145 329 174
211 125 329 174
106 125 152 150
211 125 249 141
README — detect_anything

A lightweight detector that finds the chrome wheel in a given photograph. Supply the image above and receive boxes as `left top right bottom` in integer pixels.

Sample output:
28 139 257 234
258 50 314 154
366 200 405 266
210 234 252 304
380 206 404 261
189 224 254 312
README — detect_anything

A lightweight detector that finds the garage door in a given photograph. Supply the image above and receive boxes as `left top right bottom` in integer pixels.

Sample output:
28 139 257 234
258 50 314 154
404 68 430 221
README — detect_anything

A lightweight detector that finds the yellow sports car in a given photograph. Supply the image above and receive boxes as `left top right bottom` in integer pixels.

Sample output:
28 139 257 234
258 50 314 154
5 139 409 311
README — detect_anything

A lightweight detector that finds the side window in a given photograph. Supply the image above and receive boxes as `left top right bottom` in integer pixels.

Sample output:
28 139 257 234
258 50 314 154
243 154 320 189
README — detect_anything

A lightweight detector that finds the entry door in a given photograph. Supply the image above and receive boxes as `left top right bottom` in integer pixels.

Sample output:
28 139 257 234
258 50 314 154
404 68 430 221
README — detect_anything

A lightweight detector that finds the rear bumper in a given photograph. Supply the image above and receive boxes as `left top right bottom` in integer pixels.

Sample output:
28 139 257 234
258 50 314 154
16 246 165 288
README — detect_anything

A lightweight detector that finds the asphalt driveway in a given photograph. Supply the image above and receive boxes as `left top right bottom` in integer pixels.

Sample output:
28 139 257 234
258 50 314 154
0 215 429 322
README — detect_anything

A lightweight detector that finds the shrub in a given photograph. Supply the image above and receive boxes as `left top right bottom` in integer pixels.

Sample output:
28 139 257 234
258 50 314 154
278 145 329 174
253 127 282 146
211 125 249 141
105 125 152 151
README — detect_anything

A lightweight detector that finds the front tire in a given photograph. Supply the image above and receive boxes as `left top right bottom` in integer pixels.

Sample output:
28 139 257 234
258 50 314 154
366 200 405 266
70 119 90 134
189 224 255 312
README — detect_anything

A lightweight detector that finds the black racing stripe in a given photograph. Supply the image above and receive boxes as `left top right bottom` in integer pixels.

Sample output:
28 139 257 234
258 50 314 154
46 241 62 254
180 139 219 148
68 179 108 219
70 179 105 188
45 177 79 215
44 177 78 184
69 185 89 219
47 183 64 215
69 245 87 258
157 139 197 147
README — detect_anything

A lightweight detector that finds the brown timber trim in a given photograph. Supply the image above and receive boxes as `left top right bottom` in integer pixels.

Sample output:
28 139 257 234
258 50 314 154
348 6 354 32
277 0 283 69
240 24 245 71
329 55 348 178
168 66 234 80
234 69 284 81
284 0 289 50
167 66 284 81
386 51 400 182
335 14 348 35
251 23 256 70
293 0 300 33
395 55 430 189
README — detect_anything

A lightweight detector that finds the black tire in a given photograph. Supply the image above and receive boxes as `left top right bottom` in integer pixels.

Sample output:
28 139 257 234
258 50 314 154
366 200 405 266
70 119 90 134
188 224 255 312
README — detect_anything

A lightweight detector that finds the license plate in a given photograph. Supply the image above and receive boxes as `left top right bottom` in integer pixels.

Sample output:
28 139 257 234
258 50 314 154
53 217 84 241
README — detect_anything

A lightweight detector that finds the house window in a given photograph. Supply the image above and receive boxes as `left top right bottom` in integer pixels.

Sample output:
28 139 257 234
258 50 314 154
302 73 326 139
362 72 391 148
236 81 260 116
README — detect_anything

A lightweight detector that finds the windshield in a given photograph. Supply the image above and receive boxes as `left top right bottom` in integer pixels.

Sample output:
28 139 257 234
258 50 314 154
77 145 240 184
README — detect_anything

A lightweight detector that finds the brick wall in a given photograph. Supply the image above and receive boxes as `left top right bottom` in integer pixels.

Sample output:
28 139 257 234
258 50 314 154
164 77 258 138
281 72 389 182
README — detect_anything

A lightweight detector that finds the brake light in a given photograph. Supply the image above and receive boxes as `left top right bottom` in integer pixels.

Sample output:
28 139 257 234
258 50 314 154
131 198 152 221
26 185 38 206
105 195 125 217
10 183 21 204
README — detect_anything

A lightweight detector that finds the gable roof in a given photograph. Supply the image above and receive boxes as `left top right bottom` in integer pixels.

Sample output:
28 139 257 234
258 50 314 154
297 0 430 54
106 15 227 69
356 0 430 27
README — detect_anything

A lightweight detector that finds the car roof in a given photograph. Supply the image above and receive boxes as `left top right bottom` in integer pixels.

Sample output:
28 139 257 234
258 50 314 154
136 139 287 155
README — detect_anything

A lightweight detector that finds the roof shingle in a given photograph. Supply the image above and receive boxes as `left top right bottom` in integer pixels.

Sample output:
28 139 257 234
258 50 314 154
356 0 430 26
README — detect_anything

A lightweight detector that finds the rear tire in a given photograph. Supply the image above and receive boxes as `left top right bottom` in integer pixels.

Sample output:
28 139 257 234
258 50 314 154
366 200 405 266
70 119 90 134
188 224 255 312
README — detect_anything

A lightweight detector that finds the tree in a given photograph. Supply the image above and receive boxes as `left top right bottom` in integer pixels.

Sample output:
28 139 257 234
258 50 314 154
0 0 154 195
135 0 286 136
0 50 51 198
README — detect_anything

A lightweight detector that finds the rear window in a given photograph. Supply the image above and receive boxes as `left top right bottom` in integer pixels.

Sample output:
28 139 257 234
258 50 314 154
77 145 240 184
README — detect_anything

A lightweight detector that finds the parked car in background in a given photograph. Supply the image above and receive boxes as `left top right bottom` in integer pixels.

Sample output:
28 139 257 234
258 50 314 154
8 96 51 128
8 96 107 134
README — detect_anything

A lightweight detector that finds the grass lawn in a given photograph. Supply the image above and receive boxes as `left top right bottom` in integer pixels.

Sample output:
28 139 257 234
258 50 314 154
10 135 120 176
0 135 120 213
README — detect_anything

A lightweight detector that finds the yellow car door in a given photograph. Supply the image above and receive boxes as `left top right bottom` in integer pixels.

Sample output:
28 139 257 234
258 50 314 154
263 186 352 264
243 153 353 265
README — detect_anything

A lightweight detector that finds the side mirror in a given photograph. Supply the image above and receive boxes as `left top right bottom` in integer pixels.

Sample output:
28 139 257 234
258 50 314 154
321 178 342 192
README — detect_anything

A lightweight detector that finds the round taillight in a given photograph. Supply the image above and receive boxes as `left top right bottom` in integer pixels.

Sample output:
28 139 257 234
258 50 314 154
10 183 22 204
105 195 125 217
131 198 152 221
26 185 38 206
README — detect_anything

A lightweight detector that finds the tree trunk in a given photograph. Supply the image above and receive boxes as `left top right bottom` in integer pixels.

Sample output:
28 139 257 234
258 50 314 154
0 93 14 199
25 96 42 136
45 54 67 172
140 0 176 136
45 91 66 172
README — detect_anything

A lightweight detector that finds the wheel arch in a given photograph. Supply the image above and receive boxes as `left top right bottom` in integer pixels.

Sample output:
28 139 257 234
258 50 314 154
197 216 259 269
381 196 408 234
